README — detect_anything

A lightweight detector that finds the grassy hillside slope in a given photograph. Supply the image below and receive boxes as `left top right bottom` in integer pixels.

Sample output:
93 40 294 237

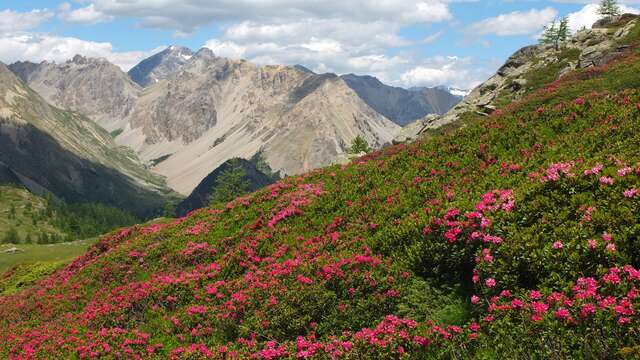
2 27 640 360
0 186 64 242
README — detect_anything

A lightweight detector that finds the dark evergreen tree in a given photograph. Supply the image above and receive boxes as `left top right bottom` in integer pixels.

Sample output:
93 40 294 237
209 160 251 205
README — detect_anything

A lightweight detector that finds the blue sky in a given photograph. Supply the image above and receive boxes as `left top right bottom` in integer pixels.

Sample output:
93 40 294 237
1 1 638 89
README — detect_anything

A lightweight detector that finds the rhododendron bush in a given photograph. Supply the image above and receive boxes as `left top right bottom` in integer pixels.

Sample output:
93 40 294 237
4 31 640 360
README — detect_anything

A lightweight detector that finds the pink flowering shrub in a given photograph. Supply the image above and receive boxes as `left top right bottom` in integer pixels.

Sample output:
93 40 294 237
2 49 640 358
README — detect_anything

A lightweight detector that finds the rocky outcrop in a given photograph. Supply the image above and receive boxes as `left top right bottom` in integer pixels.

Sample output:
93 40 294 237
175 158 275 217
0 62 170 217
340 74 462 126
118 50 400 194
392 115 439 144
394 16 639 144
9 56 141 131
128 46 194 87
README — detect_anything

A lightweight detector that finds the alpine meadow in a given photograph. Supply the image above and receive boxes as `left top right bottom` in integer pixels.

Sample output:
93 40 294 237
2 0 640 359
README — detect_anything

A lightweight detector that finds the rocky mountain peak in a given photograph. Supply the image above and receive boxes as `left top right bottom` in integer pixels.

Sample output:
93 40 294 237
10 55 141 131
128 46 195 87
193 47 217 61
293 64 315 74
119 54 400 194
70 54 88 65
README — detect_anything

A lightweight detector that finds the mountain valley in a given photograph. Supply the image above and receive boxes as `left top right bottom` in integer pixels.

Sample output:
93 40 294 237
9 47 463 195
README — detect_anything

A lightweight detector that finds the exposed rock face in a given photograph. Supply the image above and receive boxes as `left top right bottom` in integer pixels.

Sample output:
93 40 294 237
394 16 639 143
0 62 169 217
340 74 462 126
9 56 140 131
128 46 194 87
392 114 439 144
119 50 400 194
175 158 275 217
9 48 400 195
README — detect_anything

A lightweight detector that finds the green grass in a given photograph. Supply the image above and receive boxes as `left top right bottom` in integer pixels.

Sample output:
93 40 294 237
0 261 66 295
0 239 95 273
0 186 63 241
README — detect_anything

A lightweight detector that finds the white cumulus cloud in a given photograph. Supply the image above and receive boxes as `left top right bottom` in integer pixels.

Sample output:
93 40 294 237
0 33 162 71
59 3 115 25
0 9 53 34
468 8 559 36
79 0 454 34
400 56 485 89
566 3 639 33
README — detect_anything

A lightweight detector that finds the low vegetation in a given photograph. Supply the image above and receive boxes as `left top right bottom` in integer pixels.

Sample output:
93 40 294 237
0 185 140 246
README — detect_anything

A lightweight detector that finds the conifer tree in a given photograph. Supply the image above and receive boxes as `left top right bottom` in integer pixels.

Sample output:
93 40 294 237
540 20 558 47
209 160 251 206
598 0 622 19
540 18 570 51
2 227 19 244
558 17 570 43
349 135 371 154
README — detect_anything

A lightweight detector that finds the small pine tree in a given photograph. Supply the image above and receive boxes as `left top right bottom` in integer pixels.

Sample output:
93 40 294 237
250 151 281 181
37 232 48 245
24 232 33 244
209 160 251 206
349 135 371 154
598 0 622 19
163 202 176 218
558 17 570 43
540 18 570 51
540 20 557 46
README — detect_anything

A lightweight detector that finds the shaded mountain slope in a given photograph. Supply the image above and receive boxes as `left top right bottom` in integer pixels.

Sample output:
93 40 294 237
0 63 170 217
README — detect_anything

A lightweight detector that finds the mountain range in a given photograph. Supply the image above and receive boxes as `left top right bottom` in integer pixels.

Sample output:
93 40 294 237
8 47 463 196
0 63 170 217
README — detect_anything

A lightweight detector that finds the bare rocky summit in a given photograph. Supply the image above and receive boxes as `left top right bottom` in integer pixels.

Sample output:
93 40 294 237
128 45 194 87
9 56 140 131
119 49 400 194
